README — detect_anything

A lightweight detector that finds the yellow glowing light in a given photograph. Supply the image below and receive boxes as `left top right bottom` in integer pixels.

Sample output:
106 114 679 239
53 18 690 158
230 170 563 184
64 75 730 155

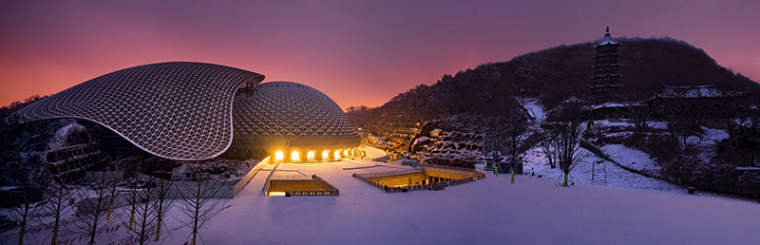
334 150 341 160
307 151 316 161
343 149 350 157
274 151 284 161
321 150 329 160
291 151 300 161
268 192 286 196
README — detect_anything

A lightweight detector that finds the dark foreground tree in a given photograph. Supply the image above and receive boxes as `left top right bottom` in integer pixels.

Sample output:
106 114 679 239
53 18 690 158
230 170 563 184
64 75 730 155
9 187 41 245
627 103 653 131
541 134 559 169
544 98 586 186
153 178 173 242
179 165 225 245
131 179 157 245
74 170 120 245
496 101 529 184
40 176 75 245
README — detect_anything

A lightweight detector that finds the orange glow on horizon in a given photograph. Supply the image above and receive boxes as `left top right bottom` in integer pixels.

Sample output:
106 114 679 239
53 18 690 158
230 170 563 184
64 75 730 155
1 2 758 110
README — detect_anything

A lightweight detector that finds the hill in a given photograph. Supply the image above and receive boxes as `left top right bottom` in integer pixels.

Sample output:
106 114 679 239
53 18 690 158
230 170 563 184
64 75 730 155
348 37 759 135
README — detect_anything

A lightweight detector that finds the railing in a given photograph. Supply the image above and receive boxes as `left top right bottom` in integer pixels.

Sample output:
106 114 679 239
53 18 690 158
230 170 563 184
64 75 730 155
353 169 422 179
312 174 339 195
284 190 338 196
418 163 478 172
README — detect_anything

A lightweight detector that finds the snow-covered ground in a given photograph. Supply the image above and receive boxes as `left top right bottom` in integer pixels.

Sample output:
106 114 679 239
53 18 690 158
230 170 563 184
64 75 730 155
516 97 545 128
3 146 759 245
600 144 662 173
523 146 682 192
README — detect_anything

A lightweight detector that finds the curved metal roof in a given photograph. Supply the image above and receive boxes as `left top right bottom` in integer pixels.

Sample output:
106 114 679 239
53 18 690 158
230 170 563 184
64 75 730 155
8 62 264 161
233 81 357 138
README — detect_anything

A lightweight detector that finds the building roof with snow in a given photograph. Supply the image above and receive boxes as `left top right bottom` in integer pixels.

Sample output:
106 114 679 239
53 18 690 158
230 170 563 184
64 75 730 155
655 84 748 99
595 26 619 47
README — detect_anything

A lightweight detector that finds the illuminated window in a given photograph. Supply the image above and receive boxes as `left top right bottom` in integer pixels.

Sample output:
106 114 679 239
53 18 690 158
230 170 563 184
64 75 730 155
268 192 286 196
306 151 316 161
291 151 300 162
274 151 284 161
334 150 341 160
321 150 329 160
343 149 350 157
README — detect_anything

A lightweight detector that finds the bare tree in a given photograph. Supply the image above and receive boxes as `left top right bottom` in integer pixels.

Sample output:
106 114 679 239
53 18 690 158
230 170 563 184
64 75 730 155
153 178 173 242
662 99 698 158
179 165 225 245
126 178 140 231
541 134 558 169
496 101 529 184
40 176 75 245
74 170 120 245
627 103 653 131
131 179 157 245
545 98 587 186
9 186 42 245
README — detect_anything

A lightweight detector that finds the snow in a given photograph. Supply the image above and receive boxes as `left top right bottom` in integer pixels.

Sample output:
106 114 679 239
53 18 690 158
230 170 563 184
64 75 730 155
594 119 633 128
598 34 619 46
3 146 759 245
700 127 729 143
523 146 680 192
600 144 662 173
590 101 642 110
648 121 668 129
657 84 745 99
516 97 545 125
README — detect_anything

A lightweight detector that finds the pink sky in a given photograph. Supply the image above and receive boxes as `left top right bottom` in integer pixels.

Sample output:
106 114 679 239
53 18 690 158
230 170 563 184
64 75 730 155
1 0 758 109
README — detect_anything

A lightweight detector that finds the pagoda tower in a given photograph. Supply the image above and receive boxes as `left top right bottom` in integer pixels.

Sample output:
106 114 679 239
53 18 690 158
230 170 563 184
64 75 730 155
591 26 622 99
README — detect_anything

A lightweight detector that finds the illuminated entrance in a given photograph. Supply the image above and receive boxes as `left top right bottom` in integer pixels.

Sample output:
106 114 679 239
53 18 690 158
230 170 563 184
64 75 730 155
269 147 358 163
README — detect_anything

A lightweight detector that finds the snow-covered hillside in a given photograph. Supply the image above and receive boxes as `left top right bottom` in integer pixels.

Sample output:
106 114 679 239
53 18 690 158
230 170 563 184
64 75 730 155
523 145 683 192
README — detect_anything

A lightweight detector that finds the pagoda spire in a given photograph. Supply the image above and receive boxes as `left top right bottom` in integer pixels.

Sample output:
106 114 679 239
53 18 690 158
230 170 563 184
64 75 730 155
591 26 622 99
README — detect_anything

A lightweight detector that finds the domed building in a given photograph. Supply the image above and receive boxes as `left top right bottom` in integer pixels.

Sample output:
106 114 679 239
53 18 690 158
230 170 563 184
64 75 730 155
7 62 360 162
231 82 360 162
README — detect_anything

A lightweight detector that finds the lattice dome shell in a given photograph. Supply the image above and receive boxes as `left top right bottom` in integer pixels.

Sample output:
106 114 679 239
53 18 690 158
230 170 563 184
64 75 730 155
233 81 356 137
8 62 264 161
232 82 359 151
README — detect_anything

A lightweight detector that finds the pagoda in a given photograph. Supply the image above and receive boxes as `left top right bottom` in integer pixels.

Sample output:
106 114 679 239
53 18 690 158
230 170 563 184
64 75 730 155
591 26 622 99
